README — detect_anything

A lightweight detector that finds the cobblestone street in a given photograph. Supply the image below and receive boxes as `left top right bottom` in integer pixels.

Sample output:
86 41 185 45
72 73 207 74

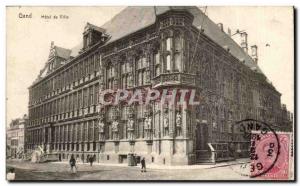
7 160 250 181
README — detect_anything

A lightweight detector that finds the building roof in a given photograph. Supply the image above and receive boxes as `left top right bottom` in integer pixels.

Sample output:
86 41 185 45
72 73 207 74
35 6 267 88
85 22 107 34
54 46 72 59
98 6 263 74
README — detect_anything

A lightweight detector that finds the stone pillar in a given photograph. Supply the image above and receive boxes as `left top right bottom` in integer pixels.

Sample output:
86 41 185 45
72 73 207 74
84 142 88 152
160 103 164 138
169 104 175 138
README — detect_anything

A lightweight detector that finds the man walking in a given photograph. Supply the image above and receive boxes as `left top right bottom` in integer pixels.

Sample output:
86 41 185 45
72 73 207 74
141 157 146 172
89 156 94 166
69 155 77 173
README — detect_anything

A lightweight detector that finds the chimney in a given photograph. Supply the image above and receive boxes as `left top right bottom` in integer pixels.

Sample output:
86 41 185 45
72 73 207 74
217 23 224 32
240 32 248 53
227 28 232 37
251 45 258 64
50 41 54 48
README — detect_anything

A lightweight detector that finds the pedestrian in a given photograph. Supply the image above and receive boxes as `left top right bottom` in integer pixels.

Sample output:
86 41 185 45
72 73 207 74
6 167 15 181
69 155 77 173
141 157 146 172
89 156 94 166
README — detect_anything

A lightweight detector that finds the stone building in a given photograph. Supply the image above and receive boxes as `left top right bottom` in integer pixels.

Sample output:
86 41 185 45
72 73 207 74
25 6 292 165
7 114 28 159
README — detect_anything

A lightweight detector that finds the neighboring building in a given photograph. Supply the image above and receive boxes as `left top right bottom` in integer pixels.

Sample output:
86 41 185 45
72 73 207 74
7 114 28 159
25 6 293 165
279 104 293 132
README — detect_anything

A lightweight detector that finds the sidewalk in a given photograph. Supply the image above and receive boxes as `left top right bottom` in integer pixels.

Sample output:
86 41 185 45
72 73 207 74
52 158 249 170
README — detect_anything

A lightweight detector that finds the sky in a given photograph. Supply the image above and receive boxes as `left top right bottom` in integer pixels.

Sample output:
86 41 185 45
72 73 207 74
6 6 294 125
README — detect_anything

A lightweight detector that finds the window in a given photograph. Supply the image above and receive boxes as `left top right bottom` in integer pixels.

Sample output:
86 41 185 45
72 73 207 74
142 57 147 68
136 56 147 86
136 105 144 118
143 71 148 85
83 88 88 107
77 124 81 141
88 121 93 141
137 58 142 69
121 106 128 120
78 91 82 108
94 121 99 141
174 53 181 72
174 34 182 72
95 54 99 71
122 76 127 88
121 61 130 89
107 107 114 121
166 38 171 51
154 52 160 76
94 84 99 105
107 65 115 89
121 63 126 73
138 71 143 86
166 55 171 72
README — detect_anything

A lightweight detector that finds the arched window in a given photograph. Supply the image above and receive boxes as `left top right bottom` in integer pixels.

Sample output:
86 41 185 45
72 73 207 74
154 52 160 76
107 64 115 89
166 55 171 72
166 37 171 51
174 33 182 72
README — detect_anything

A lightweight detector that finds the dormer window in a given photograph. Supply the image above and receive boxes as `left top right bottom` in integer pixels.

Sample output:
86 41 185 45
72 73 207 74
82 22 110 50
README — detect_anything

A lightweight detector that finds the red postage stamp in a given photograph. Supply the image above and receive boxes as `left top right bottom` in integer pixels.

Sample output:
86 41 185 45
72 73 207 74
250 131 293 180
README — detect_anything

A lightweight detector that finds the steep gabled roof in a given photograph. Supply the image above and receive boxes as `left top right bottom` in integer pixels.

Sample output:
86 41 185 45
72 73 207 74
85 22 107 33
98 6 263 74
54 46 71 59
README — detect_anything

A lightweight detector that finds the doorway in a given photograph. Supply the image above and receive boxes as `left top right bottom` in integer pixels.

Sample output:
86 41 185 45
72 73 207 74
195 123 208 150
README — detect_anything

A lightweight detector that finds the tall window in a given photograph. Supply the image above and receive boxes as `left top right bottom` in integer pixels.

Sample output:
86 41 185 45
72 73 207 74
89 86 94 106
107 65 115 89
121 106 128 120
174 33 182 72
166 38 171 51
94 84 99 105
78 91 82 108
83 122 87 141
154 52 160 76
166 55 171 72
74 93 78 110
107 107 114 121
83 88 88 107
121 61 130 89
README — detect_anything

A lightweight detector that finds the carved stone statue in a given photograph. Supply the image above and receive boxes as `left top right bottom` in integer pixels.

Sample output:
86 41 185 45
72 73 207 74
112 120 119 140
176 112 182 136
98 120 105 141
163 115 169 136
128 119 134 130
112 120 119 132
99 121 105 133
147 117 152 130
144 117 149 130
176 113 182 127
127 119 134 140
146 117 152 139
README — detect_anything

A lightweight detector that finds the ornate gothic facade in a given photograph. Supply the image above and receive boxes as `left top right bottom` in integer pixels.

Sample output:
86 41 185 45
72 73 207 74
25 7 292 165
